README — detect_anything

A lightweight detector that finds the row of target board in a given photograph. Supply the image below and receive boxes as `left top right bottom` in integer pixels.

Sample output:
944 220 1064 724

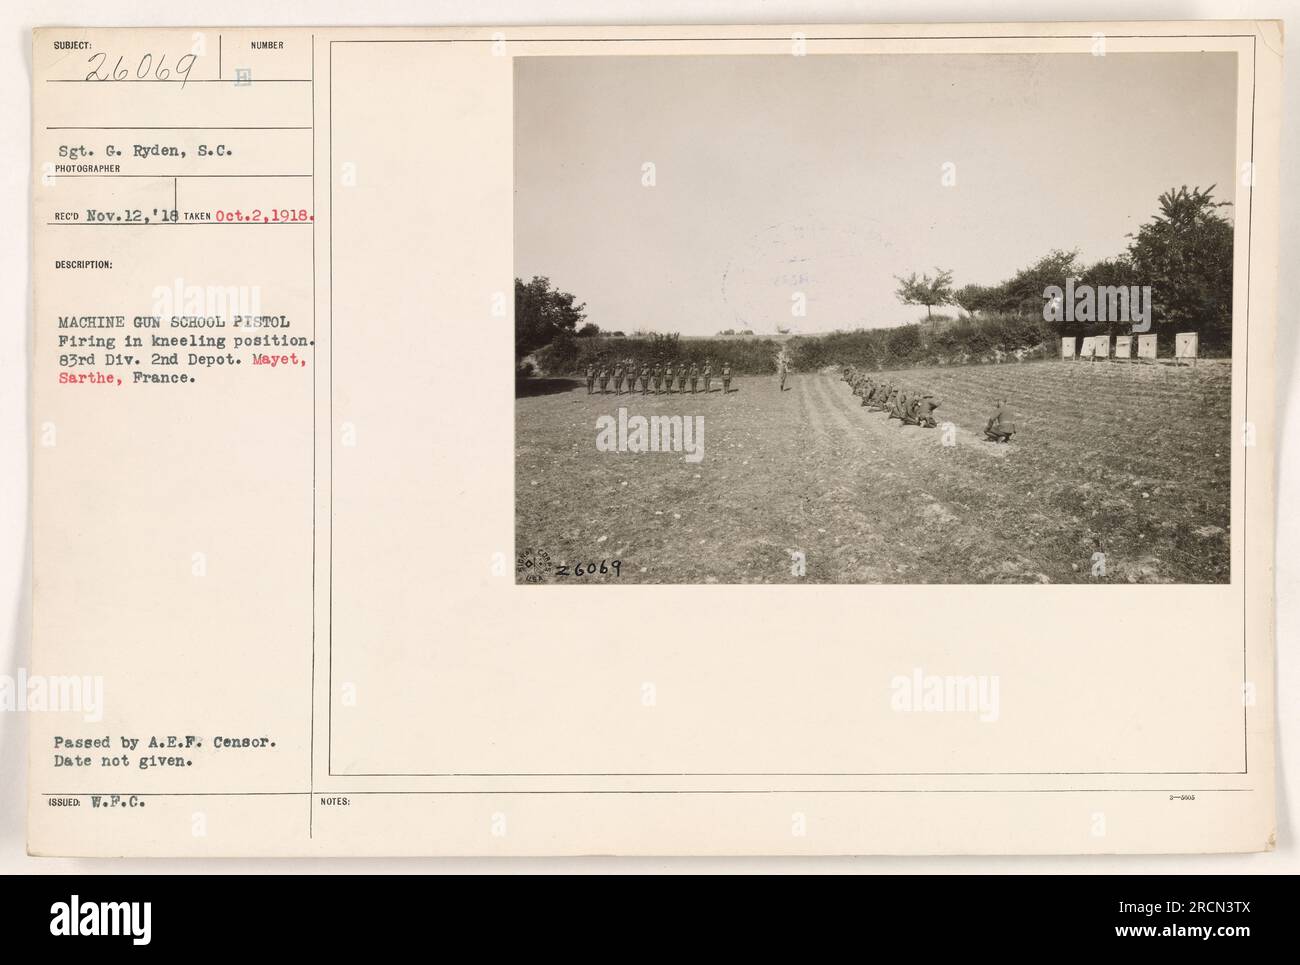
1061 333 1199 360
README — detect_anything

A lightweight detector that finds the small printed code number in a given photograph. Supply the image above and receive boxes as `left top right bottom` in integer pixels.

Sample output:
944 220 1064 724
556 560 622 578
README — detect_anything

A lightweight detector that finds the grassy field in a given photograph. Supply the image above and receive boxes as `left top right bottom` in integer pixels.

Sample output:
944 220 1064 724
515 360 1232 584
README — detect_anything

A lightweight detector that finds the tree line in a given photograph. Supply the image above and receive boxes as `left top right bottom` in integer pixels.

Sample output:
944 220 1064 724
518 184 1234 375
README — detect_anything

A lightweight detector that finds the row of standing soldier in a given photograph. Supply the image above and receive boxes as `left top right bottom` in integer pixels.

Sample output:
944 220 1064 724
586 359 733 395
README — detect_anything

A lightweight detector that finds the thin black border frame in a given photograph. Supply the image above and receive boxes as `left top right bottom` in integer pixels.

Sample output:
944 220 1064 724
323 32 1257 789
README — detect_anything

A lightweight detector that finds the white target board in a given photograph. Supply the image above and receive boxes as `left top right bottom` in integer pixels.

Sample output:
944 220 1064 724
1176 332 1199 359
1060 337 1076 359
1137 334 1158 359
1114 335 1133 358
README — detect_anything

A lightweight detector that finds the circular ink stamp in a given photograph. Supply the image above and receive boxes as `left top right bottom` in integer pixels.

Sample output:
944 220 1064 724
515 547 554 584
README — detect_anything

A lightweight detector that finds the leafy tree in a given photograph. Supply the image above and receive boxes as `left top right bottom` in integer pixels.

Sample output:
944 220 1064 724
650 332 681 358
886 324 923 360
576 322 601 337
893 268 955 318
1125 185 1233 346
1077 256 1141 334
952 282 1004 316
515 276 586 359
546 331 580 370
1001 249 1080 316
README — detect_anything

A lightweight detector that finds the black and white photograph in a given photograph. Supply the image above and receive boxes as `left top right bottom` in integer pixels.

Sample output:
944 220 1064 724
514 52 1238 584
6 4 1293 892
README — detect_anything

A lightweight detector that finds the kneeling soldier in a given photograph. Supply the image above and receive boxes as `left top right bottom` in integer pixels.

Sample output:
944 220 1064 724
984 399 1017 443
888 388 908 420
911 394 941 428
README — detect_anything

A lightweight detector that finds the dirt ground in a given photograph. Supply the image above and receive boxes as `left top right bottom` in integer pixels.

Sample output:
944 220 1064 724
515 360 1232 584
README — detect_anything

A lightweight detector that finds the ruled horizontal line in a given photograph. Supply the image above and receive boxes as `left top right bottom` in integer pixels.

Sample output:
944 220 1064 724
46 221 312 226
45 78 312 83
330 33 1255 43
333 769 1252 777
42 788 1255 797
48 174 311 178
47 125 312 131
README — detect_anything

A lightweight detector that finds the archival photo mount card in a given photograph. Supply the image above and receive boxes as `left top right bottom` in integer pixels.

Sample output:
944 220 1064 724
27 21 1280 856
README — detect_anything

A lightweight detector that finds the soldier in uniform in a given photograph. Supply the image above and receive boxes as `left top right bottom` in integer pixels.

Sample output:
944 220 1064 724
918 394 942 428
984 398 1017 443
904 394 941 428
703 359 713 393
677 364 689 393
597 363 610 394
639 363 650 394
652 362 664 394
895 388 913 421
585 362 596 395
721 363 732 394
612 360 625 395
777 355 789 392
885 387 904 419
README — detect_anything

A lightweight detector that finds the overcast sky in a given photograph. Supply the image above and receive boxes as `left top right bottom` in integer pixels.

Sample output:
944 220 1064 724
515 52 1237 335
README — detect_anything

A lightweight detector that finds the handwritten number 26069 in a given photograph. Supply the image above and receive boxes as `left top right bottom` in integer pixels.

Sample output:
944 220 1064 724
86 52 198 89
555 560 622 578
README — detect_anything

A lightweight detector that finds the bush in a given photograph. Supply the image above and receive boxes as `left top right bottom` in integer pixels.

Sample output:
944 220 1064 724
531 334 785 376
782 312 1053 370
529 308 1223 376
